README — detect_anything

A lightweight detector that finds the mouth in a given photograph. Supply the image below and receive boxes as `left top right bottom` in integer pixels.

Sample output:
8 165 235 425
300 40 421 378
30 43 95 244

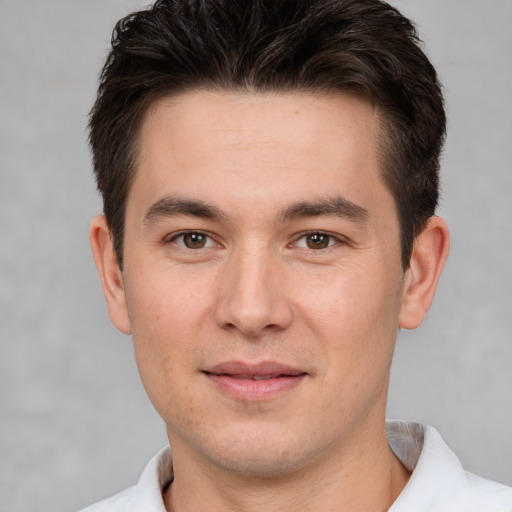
202 361 307 401
226 373 292 381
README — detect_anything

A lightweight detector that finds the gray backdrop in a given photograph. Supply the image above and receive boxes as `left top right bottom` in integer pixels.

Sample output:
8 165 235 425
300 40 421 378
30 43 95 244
1 1 511 511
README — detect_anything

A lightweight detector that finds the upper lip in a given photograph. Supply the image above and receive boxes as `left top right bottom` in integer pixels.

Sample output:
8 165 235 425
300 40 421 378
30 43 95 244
204 361 306 377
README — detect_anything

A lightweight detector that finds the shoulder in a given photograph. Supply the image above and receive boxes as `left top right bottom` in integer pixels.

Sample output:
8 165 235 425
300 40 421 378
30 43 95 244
387 420 512 511
462 471 512 510
77 447 172 512
78 485 139 512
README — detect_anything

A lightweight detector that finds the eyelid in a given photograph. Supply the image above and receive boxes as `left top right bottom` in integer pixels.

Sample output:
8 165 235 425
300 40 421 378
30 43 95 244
291 230 347 249
163 229 347 250
165 229 220 249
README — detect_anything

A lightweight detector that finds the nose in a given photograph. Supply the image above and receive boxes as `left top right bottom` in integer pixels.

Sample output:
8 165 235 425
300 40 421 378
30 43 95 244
214 244 293 337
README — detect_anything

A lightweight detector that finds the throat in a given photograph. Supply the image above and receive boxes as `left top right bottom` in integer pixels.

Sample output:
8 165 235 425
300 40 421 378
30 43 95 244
162 443 411 512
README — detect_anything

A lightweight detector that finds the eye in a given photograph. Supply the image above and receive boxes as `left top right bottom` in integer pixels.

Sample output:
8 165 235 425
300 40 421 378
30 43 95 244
170 231 216 249
294 232 339 250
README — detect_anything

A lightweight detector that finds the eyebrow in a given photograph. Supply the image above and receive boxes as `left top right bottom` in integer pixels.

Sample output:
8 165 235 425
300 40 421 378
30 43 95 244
143 196 227 224
278 197 369 223
143 194 368 226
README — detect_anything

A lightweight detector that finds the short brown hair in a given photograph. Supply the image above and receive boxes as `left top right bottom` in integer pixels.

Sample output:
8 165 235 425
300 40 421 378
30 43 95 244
89 0 445 269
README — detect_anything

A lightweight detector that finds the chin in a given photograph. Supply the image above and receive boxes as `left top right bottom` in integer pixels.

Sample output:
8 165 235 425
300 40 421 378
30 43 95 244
208 446 306 478
195 423 319 478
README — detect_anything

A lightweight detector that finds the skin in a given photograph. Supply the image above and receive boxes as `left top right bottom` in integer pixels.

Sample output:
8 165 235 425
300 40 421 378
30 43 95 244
91 91 449 511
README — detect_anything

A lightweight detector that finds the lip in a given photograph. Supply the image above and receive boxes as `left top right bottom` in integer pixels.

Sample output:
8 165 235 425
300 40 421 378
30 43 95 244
203 361 307 401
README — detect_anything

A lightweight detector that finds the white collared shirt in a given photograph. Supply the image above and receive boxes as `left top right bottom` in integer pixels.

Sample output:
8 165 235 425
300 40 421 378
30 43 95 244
79 420 512 511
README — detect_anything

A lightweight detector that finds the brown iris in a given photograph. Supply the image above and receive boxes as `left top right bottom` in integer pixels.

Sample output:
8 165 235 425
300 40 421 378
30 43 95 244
183 232 208 249
306 233 330 249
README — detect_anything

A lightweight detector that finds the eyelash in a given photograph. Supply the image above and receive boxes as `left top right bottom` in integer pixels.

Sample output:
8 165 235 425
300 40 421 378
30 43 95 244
165 230 345 251
291 231 345 250
166 230 219 250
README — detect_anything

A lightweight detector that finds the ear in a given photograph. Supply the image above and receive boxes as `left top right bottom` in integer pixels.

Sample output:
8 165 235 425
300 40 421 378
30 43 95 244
89 215 131 334
399 216 450 330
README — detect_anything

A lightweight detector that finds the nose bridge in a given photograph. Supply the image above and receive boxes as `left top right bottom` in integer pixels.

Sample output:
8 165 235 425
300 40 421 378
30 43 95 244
215 238 292 336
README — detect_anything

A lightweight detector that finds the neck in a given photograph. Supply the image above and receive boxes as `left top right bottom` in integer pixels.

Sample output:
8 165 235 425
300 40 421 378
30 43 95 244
164 420 410 512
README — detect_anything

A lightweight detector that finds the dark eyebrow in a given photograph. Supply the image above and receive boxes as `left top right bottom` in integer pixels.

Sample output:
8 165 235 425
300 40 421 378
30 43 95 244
143 196 227 224
278 197 369 223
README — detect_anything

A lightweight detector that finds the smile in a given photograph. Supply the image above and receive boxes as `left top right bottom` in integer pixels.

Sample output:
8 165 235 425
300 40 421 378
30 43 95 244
203 361 307 401
230 374 283 380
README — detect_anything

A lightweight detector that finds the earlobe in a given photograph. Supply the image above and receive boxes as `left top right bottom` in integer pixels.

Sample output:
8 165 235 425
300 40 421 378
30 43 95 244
398 216 450 330
89 215 132 334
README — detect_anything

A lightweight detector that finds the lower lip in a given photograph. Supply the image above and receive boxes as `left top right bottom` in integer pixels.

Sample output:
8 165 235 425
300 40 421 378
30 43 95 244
204 373 306 401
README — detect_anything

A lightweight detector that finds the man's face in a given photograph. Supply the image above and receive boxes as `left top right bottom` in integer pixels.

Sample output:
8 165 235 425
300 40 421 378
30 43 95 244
114 91 410 475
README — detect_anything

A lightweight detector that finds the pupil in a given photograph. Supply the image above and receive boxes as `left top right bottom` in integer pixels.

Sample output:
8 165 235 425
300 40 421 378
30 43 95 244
307 233 329 249
184 232 206 248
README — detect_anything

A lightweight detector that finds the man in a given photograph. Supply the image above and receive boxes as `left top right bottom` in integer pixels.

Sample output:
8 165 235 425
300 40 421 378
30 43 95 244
83 0 512 510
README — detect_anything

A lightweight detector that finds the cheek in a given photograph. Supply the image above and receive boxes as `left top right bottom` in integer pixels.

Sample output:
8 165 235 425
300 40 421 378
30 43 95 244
296 263 403 364
126 264 212 339
298 262 397 319
123 271 210 402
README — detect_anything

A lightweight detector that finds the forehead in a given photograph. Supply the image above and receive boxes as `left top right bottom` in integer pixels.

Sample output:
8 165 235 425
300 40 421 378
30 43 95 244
130 90 393 225
140 90 379 153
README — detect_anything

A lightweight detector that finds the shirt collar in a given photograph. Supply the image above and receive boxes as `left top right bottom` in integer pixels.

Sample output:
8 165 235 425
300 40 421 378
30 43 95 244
131 420 511 512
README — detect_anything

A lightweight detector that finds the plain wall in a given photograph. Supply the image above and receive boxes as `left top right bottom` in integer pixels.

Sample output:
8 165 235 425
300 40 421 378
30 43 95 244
1 1 511 510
